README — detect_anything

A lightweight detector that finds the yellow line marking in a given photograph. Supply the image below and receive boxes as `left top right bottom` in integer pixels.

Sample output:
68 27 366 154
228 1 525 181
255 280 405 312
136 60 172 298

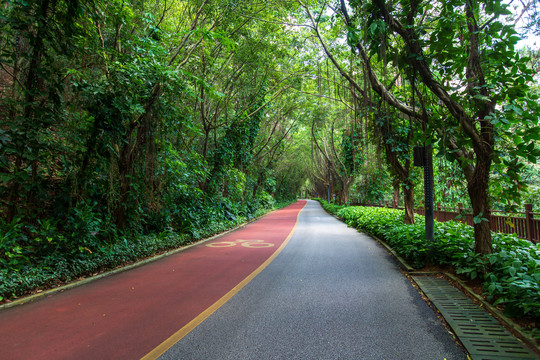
140 201 307 360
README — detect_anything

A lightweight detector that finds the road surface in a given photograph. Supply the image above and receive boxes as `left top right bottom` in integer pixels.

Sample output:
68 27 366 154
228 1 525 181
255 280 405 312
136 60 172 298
0 200 467 359
156 200 467 359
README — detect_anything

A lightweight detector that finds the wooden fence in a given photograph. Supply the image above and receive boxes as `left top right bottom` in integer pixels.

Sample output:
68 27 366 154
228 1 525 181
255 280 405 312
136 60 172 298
359 201 539 244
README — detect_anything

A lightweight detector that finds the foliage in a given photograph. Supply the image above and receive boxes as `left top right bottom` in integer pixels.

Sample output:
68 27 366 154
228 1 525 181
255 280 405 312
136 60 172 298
0 0 307 300
0 198 287 301
321 201 540 319
1 0 540 306
301 0 540 254
0 231 189 301
349 163 393 205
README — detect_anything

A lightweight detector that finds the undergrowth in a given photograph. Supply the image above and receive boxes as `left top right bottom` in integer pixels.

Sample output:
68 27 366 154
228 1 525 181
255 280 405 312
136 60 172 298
0 200 294 302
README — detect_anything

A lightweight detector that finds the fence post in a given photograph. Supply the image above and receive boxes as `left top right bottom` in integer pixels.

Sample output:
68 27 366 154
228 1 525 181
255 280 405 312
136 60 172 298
525 204 534 243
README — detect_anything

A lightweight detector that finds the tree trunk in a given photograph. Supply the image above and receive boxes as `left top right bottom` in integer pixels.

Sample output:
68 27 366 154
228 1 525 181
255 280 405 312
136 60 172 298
403 179 415 225
380 131 415 224
114 83 162 229
340 178 351 204
393 180 400 207
467 153 493 254
115 137 134 229
6 0 51 222
252 170 264 198
6 156 23 222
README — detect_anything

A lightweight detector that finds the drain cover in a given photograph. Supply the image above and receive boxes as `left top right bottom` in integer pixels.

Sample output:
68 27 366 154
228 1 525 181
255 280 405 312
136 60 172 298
413 276 539 360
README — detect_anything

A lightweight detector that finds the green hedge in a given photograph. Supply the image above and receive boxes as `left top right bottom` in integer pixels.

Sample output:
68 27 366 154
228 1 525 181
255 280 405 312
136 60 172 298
1 230 199 301
318 200 540 320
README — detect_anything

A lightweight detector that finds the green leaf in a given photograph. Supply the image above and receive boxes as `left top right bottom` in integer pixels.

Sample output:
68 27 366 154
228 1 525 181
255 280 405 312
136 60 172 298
473 212 488 224
473 93 490 101
347 28 359 47
493 297 506 306
505 219 515 228
316 14 330 23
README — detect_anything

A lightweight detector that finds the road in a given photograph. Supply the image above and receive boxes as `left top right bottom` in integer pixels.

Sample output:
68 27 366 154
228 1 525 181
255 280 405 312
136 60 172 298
0 200 467 359
156 200 467 359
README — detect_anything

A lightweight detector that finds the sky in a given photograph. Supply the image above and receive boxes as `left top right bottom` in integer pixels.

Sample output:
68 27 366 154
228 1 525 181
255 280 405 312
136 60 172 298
509 0 540 49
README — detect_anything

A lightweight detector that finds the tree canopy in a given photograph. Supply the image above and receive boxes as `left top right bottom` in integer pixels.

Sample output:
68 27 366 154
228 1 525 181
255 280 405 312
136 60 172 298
1 0 539 275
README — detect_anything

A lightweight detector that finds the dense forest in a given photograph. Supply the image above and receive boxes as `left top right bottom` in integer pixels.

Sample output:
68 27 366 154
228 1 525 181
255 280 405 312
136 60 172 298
1 0 539 298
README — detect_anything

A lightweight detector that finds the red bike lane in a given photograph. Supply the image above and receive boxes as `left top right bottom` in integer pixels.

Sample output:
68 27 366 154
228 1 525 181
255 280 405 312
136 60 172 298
0 200 306 360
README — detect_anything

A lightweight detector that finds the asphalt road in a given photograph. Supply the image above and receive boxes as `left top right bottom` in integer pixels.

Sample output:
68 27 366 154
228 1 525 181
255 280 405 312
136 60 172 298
158 200 468 360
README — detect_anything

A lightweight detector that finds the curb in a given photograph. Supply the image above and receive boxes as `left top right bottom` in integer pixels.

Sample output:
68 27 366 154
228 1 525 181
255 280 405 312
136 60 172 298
443 272 540 354
366 231 540 355
0 210 274 312
291 203 540 356
363 232 415 273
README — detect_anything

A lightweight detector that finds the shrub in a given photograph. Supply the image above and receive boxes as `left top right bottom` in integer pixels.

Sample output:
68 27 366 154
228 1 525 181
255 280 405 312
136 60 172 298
0 231 190 301
316 199 347 215
0 196 285 302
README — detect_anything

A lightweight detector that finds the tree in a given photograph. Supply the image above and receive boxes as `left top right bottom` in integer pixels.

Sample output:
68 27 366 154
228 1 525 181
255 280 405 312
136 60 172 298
300 0 540 254
299 1 418 221
0 0 84 222
0 0 313 264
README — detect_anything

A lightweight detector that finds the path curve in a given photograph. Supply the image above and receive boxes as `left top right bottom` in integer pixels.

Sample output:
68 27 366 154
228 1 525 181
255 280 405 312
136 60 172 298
157 200 468 359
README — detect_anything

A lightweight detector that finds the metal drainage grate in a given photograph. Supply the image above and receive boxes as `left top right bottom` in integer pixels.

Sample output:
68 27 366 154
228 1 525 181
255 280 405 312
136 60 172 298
413 276 539 360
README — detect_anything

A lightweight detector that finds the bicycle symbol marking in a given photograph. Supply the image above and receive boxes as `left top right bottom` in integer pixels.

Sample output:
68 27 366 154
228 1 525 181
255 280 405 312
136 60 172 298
206 239 274 248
